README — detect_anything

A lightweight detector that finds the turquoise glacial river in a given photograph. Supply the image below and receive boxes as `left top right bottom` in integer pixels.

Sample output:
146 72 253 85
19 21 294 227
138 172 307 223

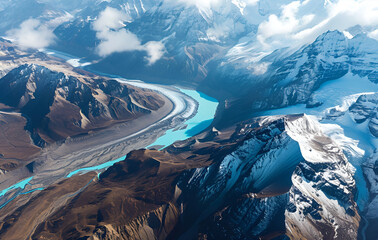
67 88 218 178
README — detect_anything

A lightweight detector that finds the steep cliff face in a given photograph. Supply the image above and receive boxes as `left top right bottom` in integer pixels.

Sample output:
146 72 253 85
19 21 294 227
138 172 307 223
0 64 164 145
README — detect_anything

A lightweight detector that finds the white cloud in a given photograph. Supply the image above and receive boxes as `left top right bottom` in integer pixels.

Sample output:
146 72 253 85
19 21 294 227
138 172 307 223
96 29 144 56
6 19 56 50
144 41 166 65
256 0 321 49
92 7 130 32
93 7 165 65
257 1 301 47
256 0 378 50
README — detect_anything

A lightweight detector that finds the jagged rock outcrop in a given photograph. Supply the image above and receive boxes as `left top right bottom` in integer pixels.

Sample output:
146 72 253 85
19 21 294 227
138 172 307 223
349 93 378 137
91 203 180 240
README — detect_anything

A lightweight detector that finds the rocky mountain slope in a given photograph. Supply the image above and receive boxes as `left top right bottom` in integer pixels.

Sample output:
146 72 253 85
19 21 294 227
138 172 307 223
0 63 165 172
0 114 360 239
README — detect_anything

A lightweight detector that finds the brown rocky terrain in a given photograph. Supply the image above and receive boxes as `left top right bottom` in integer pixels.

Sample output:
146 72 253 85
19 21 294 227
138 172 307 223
0 118 246 240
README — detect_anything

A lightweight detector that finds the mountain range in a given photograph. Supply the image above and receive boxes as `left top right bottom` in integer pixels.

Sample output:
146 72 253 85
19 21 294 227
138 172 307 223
0 0 377 239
